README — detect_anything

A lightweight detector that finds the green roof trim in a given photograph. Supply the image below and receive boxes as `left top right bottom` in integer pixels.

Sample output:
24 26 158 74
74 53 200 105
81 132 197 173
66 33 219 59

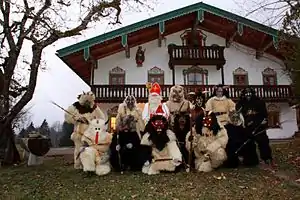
56 2 278 58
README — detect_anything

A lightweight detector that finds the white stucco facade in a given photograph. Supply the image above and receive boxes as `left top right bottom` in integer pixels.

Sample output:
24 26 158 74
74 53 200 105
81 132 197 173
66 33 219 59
93 30 290 85
93 29 297 139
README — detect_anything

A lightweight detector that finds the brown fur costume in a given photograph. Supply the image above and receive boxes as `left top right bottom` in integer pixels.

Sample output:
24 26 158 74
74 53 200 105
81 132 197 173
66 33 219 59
166 85 193 168
141 115 182 175
64 91 106 169
116 95 145 138
166 85 193 125
186 112 228 172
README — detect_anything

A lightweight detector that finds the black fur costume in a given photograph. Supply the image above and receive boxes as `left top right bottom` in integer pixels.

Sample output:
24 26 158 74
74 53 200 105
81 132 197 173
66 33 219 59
110 129 150 171
172 112 190 171
110 95 149 172
236 88 273 164
223 113 259 168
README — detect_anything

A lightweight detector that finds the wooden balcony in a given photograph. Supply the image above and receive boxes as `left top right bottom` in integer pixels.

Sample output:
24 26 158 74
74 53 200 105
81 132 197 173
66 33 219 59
168 44 226 68
92 85 293 103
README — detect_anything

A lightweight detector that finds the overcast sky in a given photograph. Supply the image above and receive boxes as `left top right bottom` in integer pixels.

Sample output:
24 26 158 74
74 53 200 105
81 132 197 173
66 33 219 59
26 0 281 128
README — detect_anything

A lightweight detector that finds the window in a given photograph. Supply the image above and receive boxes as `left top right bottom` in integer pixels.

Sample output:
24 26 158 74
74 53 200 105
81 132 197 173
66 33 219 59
267 104 280 128
233 67 248 85
107 105 118 132
180 29 207 46
148 66 164 85
109 66 125 85
262 68 277 85
183 65 208 85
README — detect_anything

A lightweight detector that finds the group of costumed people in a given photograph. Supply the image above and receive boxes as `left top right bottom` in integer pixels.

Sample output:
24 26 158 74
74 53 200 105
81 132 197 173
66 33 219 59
64 83 276 176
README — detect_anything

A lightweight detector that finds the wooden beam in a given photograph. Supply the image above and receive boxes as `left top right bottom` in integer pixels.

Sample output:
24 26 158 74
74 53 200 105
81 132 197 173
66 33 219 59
255 40 273 59
226 31 237 48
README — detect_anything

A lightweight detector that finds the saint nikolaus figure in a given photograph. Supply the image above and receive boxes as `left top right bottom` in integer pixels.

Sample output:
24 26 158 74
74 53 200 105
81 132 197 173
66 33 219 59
205 85 235 126
135 46 145 67
142 82 170 125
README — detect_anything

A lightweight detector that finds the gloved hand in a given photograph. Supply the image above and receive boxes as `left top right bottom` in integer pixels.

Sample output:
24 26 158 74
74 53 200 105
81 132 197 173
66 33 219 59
116 144 121 151
126 143 133 149
172 158 181 166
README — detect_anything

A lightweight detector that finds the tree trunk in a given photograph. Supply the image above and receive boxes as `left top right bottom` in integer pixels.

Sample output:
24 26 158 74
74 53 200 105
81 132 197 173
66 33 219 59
0 120 21 166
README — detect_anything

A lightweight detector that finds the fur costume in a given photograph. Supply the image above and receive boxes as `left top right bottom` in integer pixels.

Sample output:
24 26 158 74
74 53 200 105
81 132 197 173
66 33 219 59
165 85 192 169
236 88 274 165
64 91 106 169
142 82 170 124
141 114 182 175
110 95 146 171
223 109 259 168
79 118 113 176
188 89 207 125
205 85 235 126
186 111 228 172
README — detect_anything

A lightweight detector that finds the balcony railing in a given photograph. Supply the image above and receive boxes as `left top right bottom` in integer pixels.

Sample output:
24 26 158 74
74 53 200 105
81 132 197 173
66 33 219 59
92 84 293 103
168 44 226 67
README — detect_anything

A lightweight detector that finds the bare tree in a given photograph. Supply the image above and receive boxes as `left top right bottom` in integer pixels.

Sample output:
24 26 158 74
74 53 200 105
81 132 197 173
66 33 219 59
0 0 154 166
235 0 300 101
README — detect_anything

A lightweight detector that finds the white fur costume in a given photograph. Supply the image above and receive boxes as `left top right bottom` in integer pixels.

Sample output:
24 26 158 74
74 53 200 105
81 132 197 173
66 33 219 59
142 82 170 124
64 91 106 169
79 118 113 176
141 130 182 175
205 96 236 126
116 99 145 138
186 126 228 172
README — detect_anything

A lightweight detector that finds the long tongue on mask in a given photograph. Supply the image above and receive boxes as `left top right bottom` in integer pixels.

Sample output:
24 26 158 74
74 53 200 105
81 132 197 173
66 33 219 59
95 132 99 144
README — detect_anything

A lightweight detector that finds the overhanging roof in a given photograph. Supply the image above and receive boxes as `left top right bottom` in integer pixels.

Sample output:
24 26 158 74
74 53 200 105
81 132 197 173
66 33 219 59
57 2 278 58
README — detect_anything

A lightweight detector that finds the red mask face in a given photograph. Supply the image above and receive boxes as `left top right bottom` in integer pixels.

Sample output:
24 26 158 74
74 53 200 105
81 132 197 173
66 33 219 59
202 116 213 128
151 119 165 132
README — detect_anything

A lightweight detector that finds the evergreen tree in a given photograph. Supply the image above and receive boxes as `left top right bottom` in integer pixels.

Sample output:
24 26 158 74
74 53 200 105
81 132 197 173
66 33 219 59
59 122 74 147
38 119 51 137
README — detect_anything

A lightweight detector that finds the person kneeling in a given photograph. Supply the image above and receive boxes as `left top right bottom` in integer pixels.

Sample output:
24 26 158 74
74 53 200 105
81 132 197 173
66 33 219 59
186 111 228 172
79 118 113 176
140 108 182 175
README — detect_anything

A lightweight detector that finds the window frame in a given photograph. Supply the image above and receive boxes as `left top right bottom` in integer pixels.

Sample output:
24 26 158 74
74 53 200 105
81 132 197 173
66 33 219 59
109 66 125 85
267 104 281 129
233 67 249 85
183 65 208 85
147 66 164 85
262 67 277 86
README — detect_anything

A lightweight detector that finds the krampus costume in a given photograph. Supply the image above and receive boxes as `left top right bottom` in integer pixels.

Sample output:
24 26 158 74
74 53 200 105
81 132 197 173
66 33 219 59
205 85 235 126
187 89 207 125
185 111 228 172
236 88 275 167
142 82 170 124
110 95 146 171
64 91 106 169
165 85 192 169
79 118 113 176
223 109 259 168
140 107 182 175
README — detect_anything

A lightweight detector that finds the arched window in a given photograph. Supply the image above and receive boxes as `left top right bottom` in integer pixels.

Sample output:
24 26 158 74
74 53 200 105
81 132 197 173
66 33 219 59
148 66 164 85
109 66 125 85
267 104 280 128
233 67 248 85
183 65 208 85
262 67 277 85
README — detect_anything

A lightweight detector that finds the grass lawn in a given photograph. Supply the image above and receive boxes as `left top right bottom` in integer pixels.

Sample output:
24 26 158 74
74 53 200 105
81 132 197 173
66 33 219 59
1 140 300 200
